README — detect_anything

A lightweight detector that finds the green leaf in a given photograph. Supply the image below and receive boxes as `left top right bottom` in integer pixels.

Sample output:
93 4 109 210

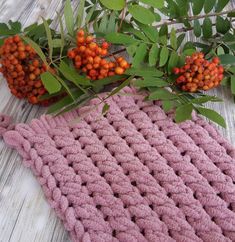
24 23 38 33
9 20 22 32
219 54 235 65
191 96 222 104
107 76 133 98
139 24 158 42
54 75 76 100
98 13 108 33
107 11 117 33
128 5 156 25
0 23 9 34
38 91 63 101
159 46 169 67
149 45 159 67
42 18 53 60
59 61 91 87
85 6 95 24
221 77 230 86
175 104 193 123
93 74 128 92
196 107 226 128
170 29 177 50
47 96 73 114
222 32 235 44
149 88 177 100
41 72 62 94
134 78 168 88
176 0 189 16
64 0 74 36
47 89 84 114
90 10 102 23
139 0 164 8
192 0 205 15
55 94 91 116
183 49 196 56
168 51 179 73
164 0 181 18
229 67 235 73
102 103 110 114
194 19 201 37
231 76 235 95
204 0 216 13
132 43 148 67
162 100 175 112
159 24 168 45
126 44 138 57
57 12 65 57
217 46 225 55
182 19 191 29
24 20 52 41
77 0 85 28
228 11 235 17
21 36 48 66
105 32 139 45
125 67 164 77
215 0 230 12
0 38 4 47
0 22 19 36
100 0 125 10
177 34 186 49
154 12 161 22
216 16 231 34
52 39 62 48
202 17 213 39
126 28 149 41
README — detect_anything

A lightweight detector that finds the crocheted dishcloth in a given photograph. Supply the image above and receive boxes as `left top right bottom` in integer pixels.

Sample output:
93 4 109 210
1 87 235 242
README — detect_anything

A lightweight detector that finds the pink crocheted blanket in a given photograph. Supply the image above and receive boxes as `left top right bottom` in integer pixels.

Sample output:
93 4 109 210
1 87 235 242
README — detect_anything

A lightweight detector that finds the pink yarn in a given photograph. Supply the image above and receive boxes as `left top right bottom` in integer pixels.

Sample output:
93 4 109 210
1 87 235 242
0 114 14 135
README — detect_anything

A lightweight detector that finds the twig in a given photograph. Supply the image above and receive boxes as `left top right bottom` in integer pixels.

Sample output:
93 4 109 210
155 10 234 28
176 18 235 34
106 48 126 57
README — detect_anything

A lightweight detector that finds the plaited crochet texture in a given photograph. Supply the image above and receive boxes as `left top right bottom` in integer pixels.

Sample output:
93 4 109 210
1 87 235 242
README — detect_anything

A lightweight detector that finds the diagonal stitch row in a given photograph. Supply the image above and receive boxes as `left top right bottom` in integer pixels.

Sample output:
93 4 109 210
108 94 226 241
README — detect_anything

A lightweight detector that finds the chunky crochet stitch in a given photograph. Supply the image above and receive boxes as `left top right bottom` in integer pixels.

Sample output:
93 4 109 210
1 87 235 242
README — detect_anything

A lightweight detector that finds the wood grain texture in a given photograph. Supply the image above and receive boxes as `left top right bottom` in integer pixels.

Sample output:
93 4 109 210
0 1 235 242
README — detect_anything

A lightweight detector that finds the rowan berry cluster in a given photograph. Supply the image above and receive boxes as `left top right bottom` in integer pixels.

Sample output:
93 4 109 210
173 52 224 92
0 35 48 104
67 29 130 80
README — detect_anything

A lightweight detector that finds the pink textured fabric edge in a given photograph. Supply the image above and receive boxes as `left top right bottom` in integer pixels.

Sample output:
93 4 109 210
1 87 235 242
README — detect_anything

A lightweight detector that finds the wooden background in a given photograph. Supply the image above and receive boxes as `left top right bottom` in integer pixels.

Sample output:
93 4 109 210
0 1 235 241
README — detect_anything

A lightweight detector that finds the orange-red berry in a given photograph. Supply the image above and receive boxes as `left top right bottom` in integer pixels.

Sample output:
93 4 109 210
77 37 85 44
0 35 55 104
102 42 109 49
120 60 128 69
68 29 130 81
115 67 125 75
78 29 85 37
174 52 224 92
68 50 76 59
86 36 93 43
